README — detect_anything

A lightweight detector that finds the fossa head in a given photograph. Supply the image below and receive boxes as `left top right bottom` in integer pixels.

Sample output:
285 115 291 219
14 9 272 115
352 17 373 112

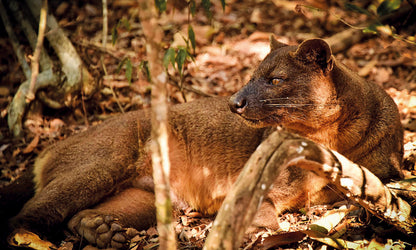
229 37 339 132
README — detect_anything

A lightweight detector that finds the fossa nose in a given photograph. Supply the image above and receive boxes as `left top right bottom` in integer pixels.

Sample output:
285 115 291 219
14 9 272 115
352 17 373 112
229 94 247 114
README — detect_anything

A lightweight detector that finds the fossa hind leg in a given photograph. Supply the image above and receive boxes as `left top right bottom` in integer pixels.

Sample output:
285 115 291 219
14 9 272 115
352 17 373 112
68 188 156 248
11 111 143 234
11 164 134 234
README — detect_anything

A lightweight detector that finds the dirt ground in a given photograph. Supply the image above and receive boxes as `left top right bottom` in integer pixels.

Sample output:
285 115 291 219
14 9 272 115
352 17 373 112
0 0 415 249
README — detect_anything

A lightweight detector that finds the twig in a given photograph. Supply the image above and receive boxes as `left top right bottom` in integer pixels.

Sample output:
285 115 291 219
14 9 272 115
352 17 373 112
100 0 124 114
168 75 213 97
26 0 48 102
74 40 122 60
80 91 89 127
102 0 108 49
109 83 125 113
167 80 214 98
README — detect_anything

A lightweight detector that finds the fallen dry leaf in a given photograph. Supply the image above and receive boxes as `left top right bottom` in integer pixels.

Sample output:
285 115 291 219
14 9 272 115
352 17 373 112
309 205 353 235
262 231 306 249
9 228 56 250
304 231 360 250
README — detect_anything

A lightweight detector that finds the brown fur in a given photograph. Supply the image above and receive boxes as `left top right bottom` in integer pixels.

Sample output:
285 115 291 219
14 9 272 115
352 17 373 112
229 38 403 182
11 38 403 248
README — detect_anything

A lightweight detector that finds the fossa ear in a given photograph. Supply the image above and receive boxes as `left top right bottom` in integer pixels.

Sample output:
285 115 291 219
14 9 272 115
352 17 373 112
269 35 287 51
292 39 334 74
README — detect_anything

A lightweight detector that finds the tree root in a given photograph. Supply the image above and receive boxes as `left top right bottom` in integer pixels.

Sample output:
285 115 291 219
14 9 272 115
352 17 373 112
4 0 96 137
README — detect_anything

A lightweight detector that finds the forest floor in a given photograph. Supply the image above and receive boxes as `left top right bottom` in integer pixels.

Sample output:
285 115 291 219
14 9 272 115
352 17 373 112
0 0 415 249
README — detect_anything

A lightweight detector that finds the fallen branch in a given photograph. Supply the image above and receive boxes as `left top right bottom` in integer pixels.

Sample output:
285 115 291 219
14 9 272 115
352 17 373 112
294 150 414 234
204 130 414 249
204 131 300 249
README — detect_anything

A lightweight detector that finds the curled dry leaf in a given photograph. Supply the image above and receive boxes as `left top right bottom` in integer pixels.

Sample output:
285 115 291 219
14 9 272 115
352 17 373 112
22 135 39 154
309 205 354 235
261 231 306 249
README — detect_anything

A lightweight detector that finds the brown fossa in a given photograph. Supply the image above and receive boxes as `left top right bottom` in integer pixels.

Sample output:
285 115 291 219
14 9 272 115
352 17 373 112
11 38 403 248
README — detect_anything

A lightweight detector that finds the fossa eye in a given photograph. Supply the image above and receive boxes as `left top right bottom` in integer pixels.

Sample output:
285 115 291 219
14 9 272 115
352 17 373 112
270 78 284 85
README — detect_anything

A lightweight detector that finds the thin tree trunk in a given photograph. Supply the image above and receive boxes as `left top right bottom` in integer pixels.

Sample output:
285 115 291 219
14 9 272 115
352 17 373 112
26 0 48 102
137 1 177 249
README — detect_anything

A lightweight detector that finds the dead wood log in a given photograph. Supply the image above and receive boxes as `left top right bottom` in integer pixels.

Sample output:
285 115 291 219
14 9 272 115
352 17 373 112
325 28 366 54
204 130 414 250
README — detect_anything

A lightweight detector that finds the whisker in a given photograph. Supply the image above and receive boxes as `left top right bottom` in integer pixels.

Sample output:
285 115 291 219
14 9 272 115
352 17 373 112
260 98 302 102
263 103 337 107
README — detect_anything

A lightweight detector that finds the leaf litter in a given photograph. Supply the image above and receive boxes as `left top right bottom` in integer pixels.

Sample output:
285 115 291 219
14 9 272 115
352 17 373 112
0 0 415 249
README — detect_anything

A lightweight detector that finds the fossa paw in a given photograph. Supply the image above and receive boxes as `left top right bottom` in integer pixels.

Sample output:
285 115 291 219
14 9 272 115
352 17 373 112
68 210 139 249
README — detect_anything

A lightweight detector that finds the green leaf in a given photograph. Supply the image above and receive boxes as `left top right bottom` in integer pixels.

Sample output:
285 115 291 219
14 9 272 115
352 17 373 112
144 61 151 82
111 26 118 45
116 57 128 73
121 18 130 30
202 0 212 19
186 49 195 63
176 48 187 75
189 0 196 17
140 61 151 82
155 0 167 13
163 48 176 69
220 0 226 11
344 3 371 16
377 0 402 16
188 25 196 54
125 58 132 84
363 23 379 34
